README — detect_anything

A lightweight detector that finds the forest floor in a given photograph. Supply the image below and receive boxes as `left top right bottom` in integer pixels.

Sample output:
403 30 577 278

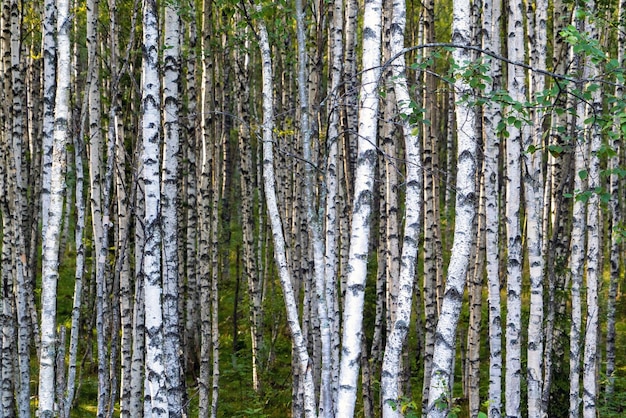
43 253 626 417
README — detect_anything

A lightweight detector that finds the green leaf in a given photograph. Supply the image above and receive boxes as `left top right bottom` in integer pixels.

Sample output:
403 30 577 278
548 144 564 157
478 413 488 418
578 170 588 180
576 191 592 203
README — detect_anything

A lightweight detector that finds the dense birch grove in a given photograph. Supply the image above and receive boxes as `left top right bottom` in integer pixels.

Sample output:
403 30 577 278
0 0 625 416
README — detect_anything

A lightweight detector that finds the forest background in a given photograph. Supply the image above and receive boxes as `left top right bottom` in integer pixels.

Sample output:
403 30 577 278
0 0 625 416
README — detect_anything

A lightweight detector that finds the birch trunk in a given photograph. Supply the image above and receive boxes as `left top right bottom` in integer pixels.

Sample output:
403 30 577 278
256 10 318 418
162 4 184 416
0 209 15 417
505 0 526 413
426 6 478 417
38 0 70 412
41 0 55 235
582 7 601 417
380 0 423 412
198 1 213 415
294 0 332 414
525 0 547 414
142 0 168 415
336 0 382 414
210 99 220 418
421 1 442 408
381 0 400 337
9 2 32 413
482 0 503 415
325 0 343 408
1 6 14 413
85 0 113 413
569 12 587 417
0 121 15 416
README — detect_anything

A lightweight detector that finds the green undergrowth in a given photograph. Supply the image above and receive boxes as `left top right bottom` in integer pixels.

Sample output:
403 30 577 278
34 232 626 417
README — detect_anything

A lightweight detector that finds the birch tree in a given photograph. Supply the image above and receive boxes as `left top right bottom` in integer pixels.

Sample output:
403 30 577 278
505 0 526 413
41 0 55 235
482 0 503 415
425 8 478 418
380 0 423 413
569 27 588 418
38 0 70 414
325 0 344 409
8 2 32 413
0 178 15 417
294 0 332 414
582 6 601 417
525 0 547 414
141 0 168 415
421 0 443 407
162 2 184 416
336 0 382 414
256 6 318 418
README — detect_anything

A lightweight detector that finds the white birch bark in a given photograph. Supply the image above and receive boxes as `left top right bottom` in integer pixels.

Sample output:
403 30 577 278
142 0 167 415
0 212 15 417
294 0 332 414
325 0 343 409
525 0 547 414
10 0 27 237
482 0 502 415
582 7 601 417
198 2 212 416
303 4 333 417
9 3 32 413
0 7 22 413
505 0 525 414
426 4 477 417
41 0 56 235
336 0 382 414
380 0 423 413
0 133 15 416
342 0 359 188
569 13 587 417
38 0 70 413
162 4 184 416
256 10 318 418
84 0 113 413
